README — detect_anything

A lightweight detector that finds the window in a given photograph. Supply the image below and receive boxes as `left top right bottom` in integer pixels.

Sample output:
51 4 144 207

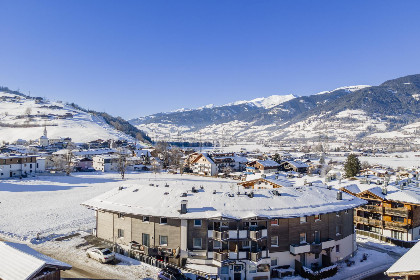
159 235 168 246
193 238 202 249
314 214 321 221
271 236 278 247
300 216 307 224
336 211 341 217
221 221 229 228
117 229 124 238
300 232 306 244
243 221 250 228
249 264 257 274
391 216 404 223
194 219 202 227
213 240 222 249
242 240 250 248
271 258 278 267
117 213 125 219
336 225 342 235
391 230 404 240
143 216 150 222
336 245 340 253
142 233 150 246
221 266 229 275
271 219 279 226
314 231 320 243
160 217 168 224
345 209 349 214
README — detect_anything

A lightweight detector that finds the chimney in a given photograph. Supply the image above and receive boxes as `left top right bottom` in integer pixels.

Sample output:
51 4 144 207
336 191 342 200
382 187 387 195
180 200 188 214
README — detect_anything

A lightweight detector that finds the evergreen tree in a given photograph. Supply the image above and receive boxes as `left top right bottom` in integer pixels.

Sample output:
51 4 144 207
344 154 361 178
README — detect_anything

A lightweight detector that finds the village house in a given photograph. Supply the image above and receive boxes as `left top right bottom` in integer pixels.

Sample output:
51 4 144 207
246 159 280 174
82 179 365 280
0 154 46 178
0 241 72 280
280 160 309 174
92 154 119 172
340 176 420 243
74 157 94 172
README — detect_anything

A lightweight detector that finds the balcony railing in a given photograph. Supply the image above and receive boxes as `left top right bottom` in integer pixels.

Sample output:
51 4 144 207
249 229 268 240
290 243 311 255
384 208 409 218
354 216 383 227
213 252 228 262
229 251 249 260
360 205 383 213
212 230 228 240
384 221 409 231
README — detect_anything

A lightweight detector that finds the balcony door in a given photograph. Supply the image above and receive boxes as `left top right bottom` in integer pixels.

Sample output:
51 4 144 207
314 231 320 244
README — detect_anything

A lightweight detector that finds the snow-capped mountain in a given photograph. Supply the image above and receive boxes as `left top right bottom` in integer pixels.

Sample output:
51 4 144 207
130 75 420 144
0 88 149 144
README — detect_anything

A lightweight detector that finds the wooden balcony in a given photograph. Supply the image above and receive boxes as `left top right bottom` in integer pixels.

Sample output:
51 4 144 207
359 205 383 214
384 207 409 218
384 221 409 232
354 216 383 227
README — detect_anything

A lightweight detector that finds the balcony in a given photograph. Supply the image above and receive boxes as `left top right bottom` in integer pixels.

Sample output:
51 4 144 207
228 230 248 239
249 229 268 240
213 252 228 262
310 243 322 254
229 251 249 260
360 205 383 213
354 216 383 227
384 221 409 232
250 250 268 262
212 230 228 241
290 243 311 255
384 208 409 218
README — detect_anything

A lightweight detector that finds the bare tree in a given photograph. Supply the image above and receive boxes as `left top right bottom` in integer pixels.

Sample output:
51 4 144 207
151 158 161 174
117 148 127 179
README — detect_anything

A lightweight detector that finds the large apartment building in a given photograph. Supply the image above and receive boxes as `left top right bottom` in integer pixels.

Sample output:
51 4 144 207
0 155 45 179
83 179 365 280
341 177 420 242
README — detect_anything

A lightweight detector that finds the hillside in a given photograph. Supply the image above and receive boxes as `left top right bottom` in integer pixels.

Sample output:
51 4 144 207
0 88 150 144
131 75 420 144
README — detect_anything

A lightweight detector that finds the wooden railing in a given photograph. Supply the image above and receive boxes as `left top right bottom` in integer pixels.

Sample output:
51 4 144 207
359 205 383 213
384 207 409 217
384 221 409 231
354 216 383 227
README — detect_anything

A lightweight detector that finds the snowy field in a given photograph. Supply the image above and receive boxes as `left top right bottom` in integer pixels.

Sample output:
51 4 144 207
0 172 235 242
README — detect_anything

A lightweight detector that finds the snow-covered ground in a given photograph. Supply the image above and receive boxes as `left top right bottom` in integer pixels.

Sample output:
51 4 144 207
0 172 235 242
0 91 135 143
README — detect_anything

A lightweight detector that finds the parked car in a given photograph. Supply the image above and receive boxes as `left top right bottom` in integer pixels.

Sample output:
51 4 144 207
158 266 188 280
86 247 115 263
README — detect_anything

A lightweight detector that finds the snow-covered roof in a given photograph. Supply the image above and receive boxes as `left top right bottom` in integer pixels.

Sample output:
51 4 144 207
386 241 420 276
284 160 309 168
82 180 366 220
0 242 71 280
244 173 294 188
341 179 420 204
256 159 280 167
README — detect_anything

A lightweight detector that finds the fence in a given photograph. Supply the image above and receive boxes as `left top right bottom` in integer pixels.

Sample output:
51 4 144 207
356 229 417 248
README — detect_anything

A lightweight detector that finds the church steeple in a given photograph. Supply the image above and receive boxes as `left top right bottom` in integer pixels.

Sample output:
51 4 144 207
43 126 47 137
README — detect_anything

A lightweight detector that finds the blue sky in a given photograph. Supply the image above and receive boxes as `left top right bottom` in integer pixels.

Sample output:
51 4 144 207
1 0 420 119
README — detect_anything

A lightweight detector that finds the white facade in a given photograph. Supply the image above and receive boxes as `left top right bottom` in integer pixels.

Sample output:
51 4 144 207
0 155 45 178
92 155 119 172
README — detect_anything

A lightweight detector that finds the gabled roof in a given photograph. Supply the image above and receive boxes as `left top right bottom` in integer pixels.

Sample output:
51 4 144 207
386 241 420 276
0 242 71 280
